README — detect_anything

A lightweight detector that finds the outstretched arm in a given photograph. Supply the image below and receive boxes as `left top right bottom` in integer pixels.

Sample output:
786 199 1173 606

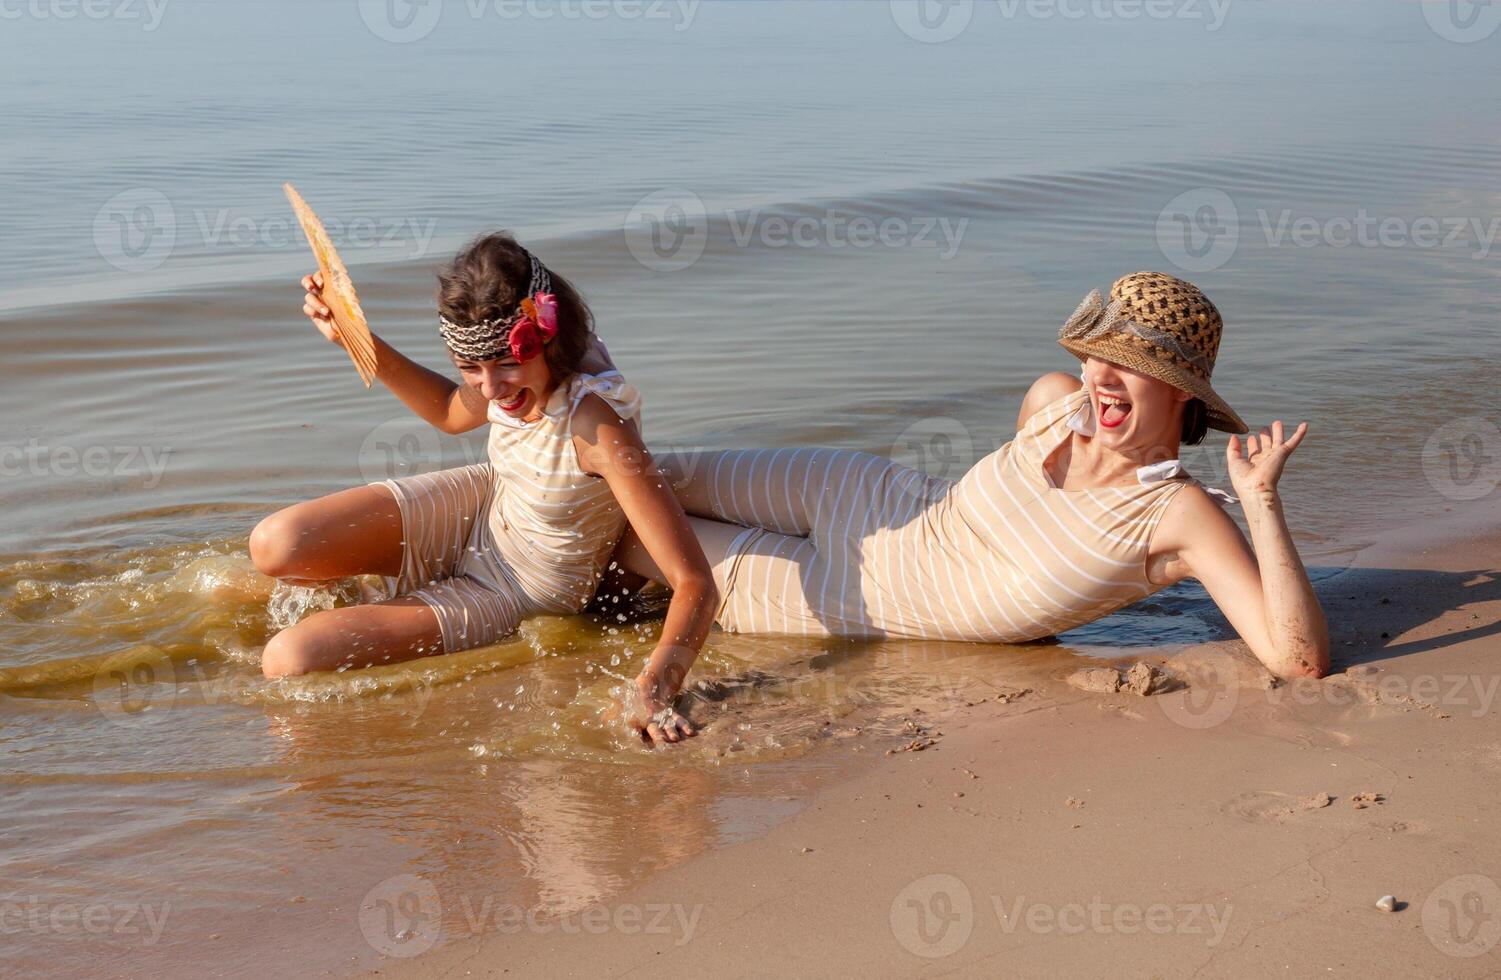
1167 420 1329 678
573 395 719 746
301 271 488 434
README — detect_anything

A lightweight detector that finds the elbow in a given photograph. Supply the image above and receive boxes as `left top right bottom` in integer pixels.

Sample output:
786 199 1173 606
1269 637 1331 681
1278 659 1328 682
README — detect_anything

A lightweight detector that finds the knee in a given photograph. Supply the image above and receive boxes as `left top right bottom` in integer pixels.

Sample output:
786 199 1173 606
261 626 322 679
250 508 307 579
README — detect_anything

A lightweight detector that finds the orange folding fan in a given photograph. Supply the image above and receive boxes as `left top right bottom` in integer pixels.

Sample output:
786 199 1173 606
283 183 378 387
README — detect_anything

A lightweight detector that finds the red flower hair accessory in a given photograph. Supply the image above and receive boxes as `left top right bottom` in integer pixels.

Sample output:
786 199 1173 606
438 251 558 363
508 292 559 363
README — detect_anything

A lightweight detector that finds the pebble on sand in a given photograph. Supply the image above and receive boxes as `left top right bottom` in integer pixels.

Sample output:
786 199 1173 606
1065 662 1171 696
1376 895 1397 912
1124 662 1169 696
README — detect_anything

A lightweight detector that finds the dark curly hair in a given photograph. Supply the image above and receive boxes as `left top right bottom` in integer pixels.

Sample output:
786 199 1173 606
435 232 592 379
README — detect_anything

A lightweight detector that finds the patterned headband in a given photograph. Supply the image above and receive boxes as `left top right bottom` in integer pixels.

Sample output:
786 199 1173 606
438 251 558 362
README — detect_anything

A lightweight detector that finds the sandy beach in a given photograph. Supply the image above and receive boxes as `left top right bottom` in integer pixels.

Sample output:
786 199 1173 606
374 495 1501 978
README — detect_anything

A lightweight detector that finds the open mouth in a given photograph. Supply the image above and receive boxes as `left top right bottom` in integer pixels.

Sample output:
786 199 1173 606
497 389 528 414
1097 392 1133 429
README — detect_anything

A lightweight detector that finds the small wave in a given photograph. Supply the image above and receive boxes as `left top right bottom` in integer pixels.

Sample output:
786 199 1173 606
265 579 369 631
14 140 1498 320
0 643 197 693
249 625 563 706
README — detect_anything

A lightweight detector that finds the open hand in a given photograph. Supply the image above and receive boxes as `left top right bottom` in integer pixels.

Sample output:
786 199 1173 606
1226 420 1307 499
300 272 344 349
628 673 697 746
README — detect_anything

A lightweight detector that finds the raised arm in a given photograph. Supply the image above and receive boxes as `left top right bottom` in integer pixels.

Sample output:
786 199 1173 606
571 394 718 746
1162 421 1329 679
301 272 488 434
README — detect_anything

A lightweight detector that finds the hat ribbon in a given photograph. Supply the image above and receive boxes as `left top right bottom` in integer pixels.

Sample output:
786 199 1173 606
1059 290 1215 378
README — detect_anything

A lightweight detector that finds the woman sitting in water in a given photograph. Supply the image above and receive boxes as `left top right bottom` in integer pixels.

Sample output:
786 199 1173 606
608 272 1329 681
251 233 715 745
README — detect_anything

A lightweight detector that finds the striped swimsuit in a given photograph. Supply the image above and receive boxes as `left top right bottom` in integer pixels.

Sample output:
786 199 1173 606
677 387 1231 642
373 371 641 653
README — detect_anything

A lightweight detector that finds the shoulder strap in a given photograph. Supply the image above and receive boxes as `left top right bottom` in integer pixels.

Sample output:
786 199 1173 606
568 370 642 421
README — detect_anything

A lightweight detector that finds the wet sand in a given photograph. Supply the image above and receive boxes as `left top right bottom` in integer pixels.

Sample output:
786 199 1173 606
379 495 1501 977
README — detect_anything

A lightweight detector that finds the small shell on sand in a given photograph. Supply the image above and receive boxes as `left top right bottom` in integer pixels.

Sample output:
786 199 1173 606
1376 895 1397 912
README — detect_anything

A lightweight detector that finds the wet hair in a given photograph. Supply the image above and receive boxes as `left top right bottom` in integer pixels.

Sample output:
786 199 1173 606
1181 398 1208 446
435 232 592 379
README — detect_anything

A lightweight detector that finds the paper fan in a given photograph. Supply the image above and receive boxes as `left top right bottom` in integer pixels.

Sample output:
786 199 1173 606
283 183 378 387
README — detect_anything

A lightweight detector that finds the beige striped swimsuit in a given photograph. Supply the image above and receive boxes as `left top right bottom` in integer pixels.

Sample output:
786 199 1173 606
682 387 1232 642
372 371 641 653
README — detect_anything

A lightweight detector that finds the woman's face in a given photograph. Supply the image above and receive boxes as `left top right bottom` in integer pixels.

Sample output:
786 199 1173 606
1082 356 1190 450
451 350 554 420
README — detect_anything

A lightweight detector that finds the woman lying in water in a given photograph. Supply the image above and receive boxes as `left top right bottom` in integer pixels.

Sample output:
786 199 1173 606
251 233 716 745
606 271 1330 708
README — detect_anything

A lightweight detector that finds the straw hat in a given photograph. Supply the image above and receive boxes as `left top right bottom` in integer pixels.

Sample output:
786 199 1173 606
1057 271 1248 434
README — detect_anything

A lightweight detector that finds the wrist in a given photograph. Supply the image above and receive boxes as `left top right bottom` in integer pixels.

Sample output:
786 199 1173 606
635 668 676 708
1238 487 1282 516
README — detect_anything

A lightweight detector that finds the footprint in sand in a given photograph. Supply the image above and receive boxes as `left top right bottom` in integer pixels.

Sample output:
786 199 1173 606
1222 791 1304 824
1222 790 1398 824
1255 717 1355 750
1221 790 1344 824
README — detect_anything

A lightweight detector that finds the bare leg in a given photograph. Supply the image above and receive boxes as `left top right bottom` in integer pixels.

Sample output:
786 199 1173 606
261 595 445 677
250 484 405 583
252 484 445 677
